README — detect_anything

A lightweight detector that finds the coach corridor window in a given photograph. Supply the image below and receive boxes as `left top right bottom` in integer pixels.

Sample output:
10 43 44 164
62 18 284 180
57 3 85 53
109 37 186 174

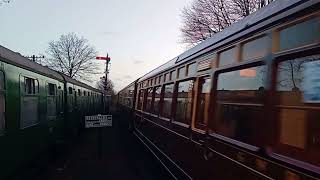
146 88 153 113
161 84 174 119
21 76 39 128
0 72 5 134
274 55 320 167
175 80 194 125
212 65 266 147
153 86 161 115
196 77 211 129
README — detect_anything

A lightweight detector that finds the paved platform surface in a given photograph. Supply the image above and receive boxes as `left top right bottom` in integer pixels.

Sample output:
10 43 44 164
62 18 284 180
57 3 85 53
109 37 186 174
18 113 172 180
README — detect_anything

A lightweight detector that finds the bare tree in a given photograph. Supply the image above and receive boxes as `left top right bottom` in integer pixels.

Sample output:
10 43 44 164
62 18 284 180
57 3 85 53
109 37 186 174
45 33 100 81
96 76 115 95
180 0 274 45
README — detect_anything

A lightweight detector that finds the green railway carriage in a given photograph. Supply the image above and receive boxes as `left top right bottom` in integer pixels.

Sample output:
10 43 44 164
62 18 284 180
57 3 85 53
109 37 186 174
0 45 103 179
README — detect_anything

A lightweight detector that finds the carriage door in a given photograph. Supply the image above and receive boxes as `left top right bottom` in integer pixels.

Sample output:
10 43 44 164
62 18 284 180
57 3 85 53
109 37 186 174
57 86 64 119
74 88 78 111
47 83 57 121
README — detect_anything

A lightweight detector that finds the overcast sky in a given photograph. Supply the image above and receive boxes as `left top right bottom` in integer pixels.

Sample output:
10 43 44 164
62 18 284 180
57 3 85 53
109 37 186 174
0 0 191 91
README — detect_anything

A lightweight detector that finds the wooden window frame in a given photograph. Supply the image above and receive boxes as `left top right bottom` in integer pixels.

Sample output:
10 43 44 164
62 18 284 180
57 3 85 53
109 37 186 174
272 12 320 54
172 78 196 126
208 60 267 151
192 75 211 132
160 83 174 120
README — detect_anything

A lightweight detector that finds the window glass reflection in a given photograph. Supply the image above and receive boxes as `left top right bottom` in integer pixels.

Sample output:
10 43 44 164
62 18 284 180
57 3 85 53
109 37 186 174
219 47 236 67
137 90 143 110
175 80 194 124
213 65 266 147
161 84 174 119
153 86 161 115
178 67 185 79
187 63 197 77
217 65 266 103
196 78 211 128
279 18 320 51
275 55 320 167
145 88 153 113
242 36 269 60
170 70 176 81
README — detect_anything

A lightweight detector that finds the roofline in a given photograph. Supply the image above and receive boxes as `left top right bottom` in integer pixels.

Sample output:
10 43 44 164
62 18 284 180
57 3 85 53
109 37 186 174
137 0 318 82
0 45 101 93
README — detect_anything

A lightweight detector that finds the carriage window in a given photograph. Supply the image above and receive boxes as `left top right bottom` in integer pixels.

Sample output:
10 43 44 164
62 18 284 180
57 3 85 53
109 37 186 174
213 65 266 147
279 17 320 51
170 70 176 81
146 88 153 113
159 76 162 84
155 77 158 85
78 89 81 96
187 63 197 77
48 83 56 96
161 84 174 119
83 91 86 96
164 73 169 82
242 36 269 60
274 55 320 167
178 67 186 79
25 77 38 94
196 77 211 129
153 86 161 115
21 76 39 128
0 72 5 134
175 80 194 124
68 87 73 94
218 47 237 67
137 90 144 110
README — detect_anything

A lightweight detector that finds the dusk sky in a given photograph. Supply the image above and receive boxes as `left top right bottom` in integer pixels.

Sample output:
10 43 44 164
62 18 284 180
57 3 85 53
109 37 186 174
0 0 191 91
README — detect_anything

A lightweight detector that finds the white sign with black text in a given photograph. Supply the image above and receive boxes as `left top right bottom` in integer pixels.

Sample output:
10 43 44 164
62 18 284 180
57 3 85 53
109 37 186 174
85 114 112 128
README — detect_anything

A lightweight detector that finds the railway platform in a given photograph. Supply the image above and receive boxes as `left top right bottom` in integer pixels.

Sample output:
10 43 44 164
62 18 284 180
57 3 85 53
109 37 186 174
13 113 172 180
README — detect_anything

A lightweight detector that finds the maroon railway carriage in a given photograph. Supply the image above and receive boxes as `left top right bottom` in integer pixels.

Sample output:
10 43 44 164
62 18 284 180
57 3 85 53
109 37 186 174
117 0 320 179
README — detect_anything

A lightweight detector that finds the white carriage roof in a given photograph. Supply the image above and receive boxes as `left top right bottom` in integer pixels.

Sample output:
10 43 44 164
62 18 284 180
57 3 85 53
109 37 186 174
138 0 316 82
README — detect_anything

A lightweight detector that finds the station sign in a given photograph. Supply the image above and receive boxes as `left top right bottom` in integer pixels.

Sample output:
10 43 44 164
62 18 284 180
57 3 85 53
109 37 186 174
85 114 112 128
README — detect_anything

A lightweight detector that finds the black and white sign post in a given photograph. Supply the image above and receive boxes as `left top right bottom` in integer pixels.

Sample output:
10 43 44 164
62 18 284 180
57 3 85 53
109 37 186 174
85 114 112 159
